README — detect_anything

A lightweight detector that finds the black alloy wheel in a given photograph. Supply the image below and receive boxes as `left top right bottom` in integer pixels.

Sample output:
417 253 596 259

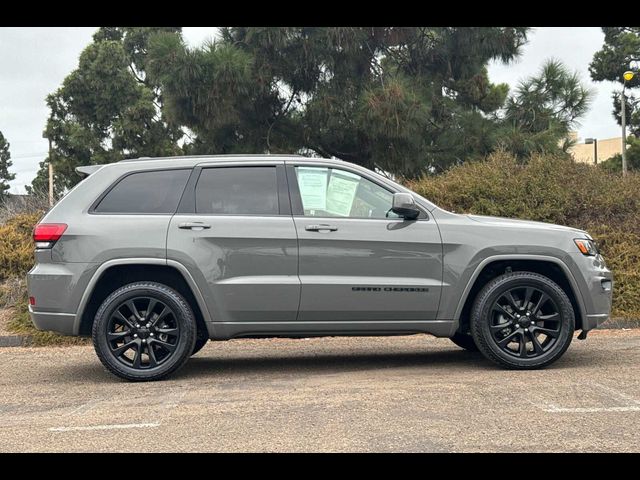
106 297 180 369
471 271 575 369
488 285 562 359
93 282 196 381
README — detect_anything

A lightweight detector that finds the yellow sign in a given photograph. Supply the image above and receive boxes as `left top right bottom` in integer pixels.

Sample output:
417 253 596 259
624 71 635 82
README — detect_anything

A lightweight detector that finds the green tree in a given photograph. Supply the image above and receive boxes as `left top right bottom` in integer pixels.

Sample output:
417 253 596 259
147 27 591 177
590 27 640 136
500 59 593 157
0 131 16 198
29 27 185 195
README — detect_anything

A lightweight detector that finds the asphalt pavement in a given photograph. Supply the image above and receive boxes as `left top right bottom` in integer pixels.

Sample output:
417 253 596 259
1 329 639 452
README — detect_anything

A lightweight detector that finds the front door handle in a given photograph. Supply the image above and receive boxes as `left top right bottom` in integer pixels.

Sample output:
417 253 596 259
178 222 211 230
305 224 338 232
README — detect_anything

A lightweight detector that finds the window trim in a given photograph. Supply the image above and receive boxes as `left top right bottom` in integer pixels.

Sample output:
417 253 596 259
184 164 288 217
89 167 193 216
286 164 428 221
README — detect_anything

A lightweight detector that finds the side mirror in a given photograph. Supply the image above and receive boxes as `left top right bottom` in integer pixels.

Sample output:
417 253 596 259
391 193 420 220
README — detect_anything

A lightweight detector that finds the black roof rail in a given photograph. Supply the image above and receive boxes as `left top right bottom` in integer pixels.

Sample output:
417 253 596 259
118 154 308 163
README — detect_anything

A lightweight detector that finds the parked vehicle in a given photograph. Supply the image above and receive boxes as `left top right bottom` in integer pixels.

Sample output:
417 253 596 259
27 155 613 381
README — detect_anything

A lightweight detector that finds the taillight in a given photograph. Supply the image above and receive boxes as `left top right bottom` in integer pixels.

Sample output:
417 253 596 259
33 223 67 249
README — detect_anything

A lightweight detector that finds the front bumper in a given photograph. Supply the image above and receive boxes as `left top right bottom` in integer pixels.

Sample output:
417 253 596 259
570 252 613 331
583 313 610 331
28 306 76 336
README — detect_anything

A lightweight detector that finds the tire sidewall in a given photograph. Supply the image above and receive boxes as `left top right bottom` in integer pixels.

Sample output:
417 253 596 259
471 273 575 368
92 282 196 381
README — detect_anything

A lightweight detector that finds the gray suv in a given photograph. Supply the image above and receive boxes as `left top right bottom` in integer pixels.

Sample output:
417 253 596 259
27 155 613 381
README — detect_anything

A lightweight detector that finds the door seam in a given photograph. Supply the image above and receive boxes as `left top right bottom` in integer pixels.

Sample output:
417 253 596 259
284 164 303 320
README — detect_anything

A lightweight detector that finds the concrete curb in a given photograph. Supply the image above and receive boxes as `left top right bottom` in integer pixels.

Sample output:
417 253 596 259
599 318 640 330
0 335 31 347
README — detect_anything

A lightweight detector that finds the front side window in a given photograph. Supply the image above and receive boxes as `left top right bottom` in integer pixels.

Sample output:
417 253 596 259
95 169 190 214
195 167 279 215
295 166 399 219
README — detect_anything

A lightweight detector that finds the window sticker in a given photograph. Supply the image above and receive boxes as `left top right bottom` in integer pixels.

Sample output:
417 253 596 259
326 170 360 217
296 167 328 210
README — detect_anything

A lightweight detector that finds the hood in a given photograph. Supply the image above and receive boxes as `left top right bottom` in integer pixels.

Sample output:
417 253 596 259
466 214 587 236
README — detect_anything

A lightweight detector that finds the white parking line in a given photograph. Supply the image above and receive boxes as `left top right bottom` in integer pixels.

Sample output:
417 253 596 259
49 423 160 432
542 406 640 413
592 383 640 406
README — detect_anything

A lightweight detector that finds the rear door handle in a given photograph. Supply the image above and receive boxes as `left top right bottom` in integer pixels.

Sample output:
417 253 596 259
178 222 211 230
305 224 338 232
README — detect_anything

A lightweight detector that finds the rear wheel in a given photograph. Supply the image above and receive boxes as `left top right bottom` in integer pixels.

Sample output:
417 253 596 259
449 331 479 352
470 271 574 369
92 282 196 381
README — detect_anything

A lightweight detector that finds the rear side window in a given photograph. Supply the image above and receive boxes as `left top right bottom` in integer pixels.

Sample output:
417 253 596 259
94 169 190 214
195 167 279 215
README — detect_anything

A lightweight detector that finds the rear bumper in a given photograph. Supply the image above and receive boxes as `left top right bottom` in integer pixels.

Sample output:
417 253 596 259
28 306 77 336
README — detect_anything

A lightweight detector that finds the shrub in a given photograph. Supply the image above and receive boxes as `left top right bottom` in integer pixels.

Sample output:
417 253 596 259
0 212 42 280
406 150 640 318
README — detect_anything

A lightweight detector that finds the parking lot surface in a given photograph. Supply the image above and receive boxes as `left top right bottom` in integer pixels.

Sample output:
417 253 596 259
1 329 639 452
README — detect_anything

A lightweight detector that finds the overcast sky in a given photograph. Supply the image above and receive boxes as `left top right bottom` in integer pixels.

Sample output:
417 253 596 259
0 27 621 194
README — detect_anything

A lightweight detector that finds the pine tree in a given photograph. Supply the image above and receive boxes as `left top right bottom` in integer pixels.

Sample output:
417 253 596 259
147 27 591 178
29 27 184 195
590 27 640 136
0 131 16 198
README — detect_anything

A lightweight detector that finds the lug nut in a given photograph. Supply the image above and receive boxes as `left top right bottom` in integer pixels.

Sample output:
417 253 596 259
134 334 138 338
142 339 146 343
135 324 140 328
150 333 154 337
515 324 520 328
146 323 151 328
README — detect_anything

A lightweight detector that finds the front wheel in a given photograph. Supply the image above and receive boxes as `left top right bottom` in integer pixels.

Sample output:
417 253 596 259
470 271 575 369
92 282 197 381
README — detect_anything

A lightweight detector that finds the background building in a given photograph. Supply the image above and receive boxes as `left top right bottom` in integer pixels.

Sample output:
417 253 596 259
569 135 622 165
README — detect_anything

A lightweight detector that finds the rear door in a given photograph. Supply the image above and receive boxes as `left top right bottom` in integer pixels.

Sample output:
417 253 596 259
167 162 299 324
287 162 443 322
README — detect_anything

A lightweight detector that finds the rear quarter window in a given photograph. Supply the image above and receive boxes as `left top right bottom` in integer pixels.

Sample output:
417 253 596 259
94 169 191 214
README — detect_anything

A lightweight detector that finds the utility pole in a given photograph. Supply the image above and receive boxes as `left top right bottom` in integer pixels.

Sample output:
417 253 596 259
622 71 636 177
622 87 627 176
48 138 54 206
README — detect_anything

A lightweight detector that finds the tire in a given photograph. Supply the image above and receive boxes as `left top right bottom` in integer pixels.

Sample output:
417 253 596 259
470 271 574 369
92 282 197 382
449 331 479 352
191 329 209 356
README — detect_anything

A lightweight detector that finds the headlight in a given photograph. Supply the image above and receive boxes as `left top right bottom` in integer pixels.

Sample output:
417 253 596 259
574 238 598 256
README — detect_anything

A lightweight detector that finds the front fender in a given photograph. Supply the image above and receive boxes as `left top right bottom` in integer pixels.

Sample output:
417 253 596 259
443 253 587 328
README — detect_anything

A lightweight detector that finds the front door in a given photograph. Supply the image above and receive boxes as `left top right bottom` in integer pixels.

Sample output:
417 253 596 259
288 163 443 322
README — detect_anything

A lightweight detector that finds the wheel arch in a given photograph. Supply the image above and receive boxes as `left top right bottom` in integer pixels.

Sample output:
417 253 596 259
75 259 214 338
454 255 586 333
